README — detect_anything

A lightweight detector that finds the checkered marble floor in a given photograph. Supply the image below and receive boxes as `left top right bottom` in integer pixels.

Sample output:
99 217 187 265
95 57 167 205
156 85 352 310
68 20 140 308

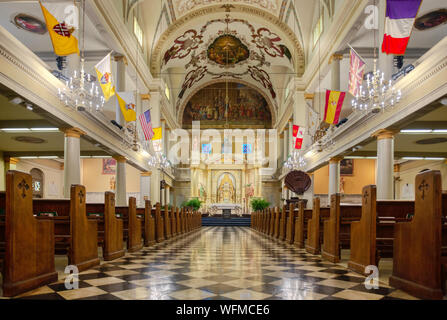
9 227 417 300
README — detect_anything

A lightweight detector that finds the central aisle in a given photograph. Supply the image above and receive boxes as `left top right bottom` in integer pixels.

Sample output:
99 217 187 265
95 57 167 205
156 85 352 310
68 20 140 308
15 227 414 300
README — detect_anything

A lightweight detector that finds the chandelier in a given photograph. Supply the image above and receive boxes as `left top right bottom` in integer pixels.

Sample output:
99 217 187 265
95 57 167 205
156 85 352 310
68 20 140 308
148 152 171 171
284 150 307 171
57 0 105 112
58 60 105 112
351 62 402 113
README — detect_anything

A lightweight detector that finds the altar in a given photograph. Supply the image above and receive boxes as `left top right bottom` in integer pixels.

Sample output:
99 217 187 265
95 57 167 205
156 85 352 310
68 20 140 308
209 203 242 216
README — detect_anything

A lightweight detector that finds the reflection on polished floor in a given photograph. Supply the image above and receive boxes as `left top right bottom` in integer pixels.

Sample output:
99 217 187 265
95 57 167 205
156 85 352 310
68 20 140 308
10 227 416 300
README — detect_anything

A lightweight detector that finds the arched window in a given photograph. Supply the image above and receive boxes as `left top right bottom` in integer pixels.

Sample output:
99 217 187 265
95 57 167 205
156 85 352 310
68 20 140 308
30 168 44 198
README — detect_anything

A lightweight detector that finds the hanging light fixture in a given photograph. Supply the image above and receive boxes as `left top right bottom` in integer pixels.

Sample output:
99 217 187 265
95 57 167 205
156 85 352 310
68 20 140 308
148 152 171 171
58 0 105 112
284 150 307 171
351 0 402 114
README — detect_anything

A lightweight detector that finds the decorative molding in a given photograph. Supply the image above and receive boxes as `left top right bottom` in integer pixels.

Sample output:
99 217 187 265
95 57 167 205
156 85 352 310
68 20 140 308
141 171 152 176
113 155 127 163
328 53 343 64
372 129 397 140
329 156 344 164
304 93 315 100
61 127 86 138
140 93 151 100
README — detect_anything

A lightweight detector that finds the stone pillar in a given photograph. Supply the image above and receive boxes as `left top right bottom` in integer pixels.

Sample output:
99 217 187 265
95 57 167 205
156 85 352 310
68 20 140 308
149 90 161 204
288 120 294 156
329 54 343 91
207 168 212 204
329 156 343 198
140 172 151 207
114 155 127 206
378 0 394 80
161 120 166 153
257 166 263 199
278 132 284 168
254 167 259 197
303 172 314 209
165 185 170 205
62 128 85 198
4 157 19 172
114 55 127 126
374 129 395 200
283 128 289 161
304 93 315 149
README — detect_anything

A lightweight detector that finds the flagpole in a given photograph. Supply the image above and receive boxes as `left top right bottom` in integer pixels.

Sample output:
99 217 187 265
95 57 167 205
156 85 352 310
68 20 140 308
347 43 368 67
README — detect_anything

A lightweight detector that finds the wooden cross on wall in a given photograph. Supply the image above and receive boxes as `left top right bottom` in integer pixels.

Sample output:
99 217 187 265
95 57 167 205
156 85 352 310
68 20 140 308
78 190 85 204
18 179 30 199
418 180 429 200
363 190 369 205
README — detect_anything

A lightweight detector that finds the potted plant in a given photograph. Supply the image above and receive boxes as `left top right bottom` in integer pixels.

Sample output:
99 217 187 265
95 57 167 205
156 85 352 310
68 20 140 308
182 198 202 212
250 198 270 212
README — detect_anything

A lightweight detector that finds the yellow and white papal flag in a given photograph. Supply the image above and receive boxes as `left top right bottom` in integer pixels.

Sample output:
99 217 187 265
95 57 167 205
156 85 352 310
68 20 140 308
95 53 115 101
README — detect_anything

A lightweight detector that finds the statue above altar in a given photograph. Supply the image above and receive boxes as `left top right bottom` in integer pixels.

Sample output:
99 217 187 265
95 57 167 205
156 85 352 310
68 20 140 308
217 173 235 203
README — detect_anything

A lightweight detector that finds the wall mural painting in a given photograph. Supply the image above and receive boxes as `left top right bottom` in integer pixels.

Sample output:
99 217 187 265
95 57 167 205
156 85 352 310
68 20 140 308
414 9 447 31
182 82 272 129
207 35 250 66
102 158 117 175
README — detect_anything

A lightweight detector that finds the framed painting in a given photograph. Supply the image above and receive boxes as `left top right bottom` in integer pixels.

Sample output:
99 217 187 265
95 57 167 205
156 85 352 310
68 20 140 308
102 158 117 175
340 159 354 176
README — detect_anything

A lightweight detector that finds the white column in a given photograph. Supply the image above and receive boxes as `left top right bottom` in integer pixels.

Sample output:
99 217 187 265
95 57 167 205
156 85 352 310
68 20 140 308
304 93 315 149
149 91 162 204
257 166 263 198
140 172 151 207
329 156 343 197
207 169 212 204
114 56 126 126
165 185 170 205
161 120 166 153
241 168 246 211
375 130 395 199
283 128 289 160
288 121 294 156
378 0 394 80
330 54 343 91
303 173 314 209
63 128 84 198
114 156 127 206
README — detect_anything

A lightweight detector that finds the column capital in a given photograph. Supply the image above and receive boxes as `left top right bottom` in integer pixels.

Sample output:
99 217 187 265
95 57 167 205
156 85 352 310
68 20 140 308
141 172 152 176
329 156 344 164
141 93 151 101
279 133 284 138
394 164 400 173
113 155 127 163
114 55 128 66
304 93 315 100
61 127 86 138
329 53 344 64
372 129 397 140
4 156 19 165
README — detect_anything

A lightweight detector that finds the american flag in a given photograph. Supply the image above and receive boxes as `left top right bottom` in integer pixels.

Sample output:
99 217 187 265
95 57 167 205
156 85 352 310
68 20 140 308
348 48 366 97
139 110 154 141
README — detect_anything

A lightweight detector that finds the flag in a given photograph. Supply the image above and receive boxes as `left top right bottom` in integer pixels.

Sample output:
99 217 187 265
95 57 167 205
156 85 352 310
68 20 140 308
139 110 154 141
324 90 346 125
292 125 305 150
116 92 136 122
39 2 79 56
152 127 162 141
95 53 115 101
307 106 319 137
382 0 423 55
348 49 366 97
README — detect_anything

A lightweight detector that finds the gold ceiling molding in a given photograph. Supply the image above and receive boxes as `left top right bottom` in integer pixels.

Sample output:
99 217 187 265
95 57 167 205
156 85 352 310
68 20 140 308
150 4 305 76
371 129 398 140
304 93 315 100
329 156 344 164
112 155 127 163
61 127 86 138
140 93 151 101
176 78 277 126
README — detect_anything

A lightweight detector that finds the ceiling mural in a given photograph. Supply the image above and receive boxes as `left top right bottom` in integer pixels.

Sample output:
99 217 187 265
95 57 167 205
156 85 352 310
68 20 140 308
182 82 272 129
162 15 294 110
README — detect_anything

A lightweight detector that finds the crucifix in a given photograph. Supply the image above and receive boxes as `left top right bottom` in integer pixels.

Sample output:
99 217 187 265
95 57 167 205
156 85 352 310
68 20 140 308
363 190 369 205
18 179 30 199
418 180 429 200
78 189 85 204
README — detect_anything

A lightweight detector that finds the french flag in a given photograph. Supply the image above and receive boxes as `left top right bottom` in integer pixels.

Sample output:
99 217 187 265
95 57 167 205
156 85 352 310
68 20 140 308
382 0 422 55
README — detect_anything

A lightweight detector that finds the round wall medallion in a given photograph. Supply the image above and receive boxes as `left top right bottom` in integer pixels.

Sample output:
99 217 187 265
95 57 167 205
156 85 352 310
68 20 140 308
415 137 447 145
415 9 447 31
285 171 311 195
13 136 46 144
12 14 47 34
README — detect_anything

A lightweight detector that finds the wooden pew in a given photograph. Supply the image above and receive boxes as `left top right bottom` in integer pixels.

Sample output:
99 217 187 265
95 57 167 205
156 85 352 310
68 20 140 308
176 208 182 236
138 200 156 246
171 206 177 236
86 192 125 261
116 197 143 252
285 203 296 244
154 203 164 243
279 206 287 241
293 203 312 249
269 208 275 237
305 198 331 255
273 207 280 239
389 171 447 299
321 194 362 263
347 185 414 274
1 171 58 297
163 205 172 239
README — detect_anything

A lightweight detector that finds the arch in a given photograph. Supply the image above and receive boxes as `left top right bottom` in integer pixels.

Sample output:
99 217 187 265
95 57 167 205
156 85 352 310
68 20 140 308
217 172 237 203
150 3 305 76
177 79 277 126
30 168 44 199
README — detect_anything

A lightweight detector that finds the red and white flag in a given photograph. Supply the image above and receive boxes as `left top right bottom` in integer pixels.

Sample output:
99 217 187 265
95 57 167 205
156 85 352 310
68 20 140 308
348 49 365 97
292 125 305 150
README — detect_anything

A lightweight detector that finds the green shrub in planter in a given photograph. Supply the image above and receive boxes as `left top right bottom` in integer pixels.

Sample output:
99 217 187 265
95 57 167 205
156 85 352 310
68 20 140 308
182 198 202 211
250 198 270 212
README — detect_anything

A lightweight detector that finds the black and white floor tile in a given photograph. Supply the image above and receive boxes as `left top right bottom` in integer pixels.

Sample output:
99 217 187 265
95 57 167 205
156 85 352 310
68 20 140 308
7 227 418 300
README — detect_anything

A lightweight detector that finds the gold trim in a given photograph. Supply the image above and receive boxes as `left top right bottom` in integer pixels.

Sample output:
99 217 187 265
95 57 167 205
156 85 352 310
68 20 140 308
329 156 344 164
5 157 19 165
114 55 128 66
394 164 400 173
61 127 86 138
304 93 315 100
141 172 152 177
372 129 397 140
328 53 344 64
141 93 151 101
113 155 127 163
